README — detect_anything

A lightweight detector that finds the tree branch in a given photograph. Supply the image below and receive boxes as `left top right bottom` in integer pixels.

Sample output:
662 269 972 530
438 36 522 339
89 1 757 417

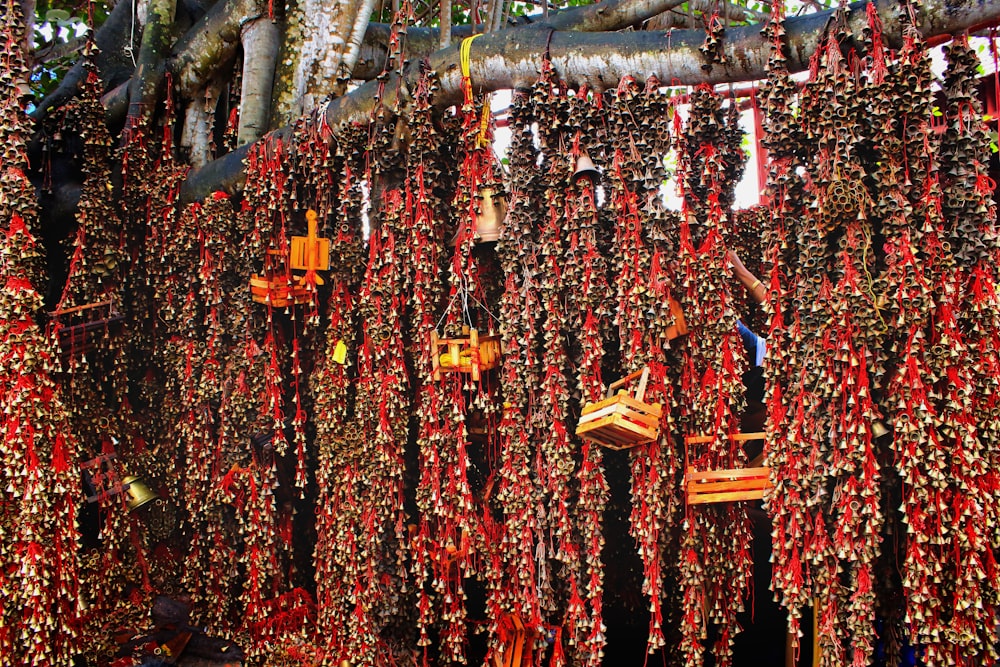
32 34 89 66
172 0 270 100
123 0 177 134
30 0 137 120
179 0 1000 203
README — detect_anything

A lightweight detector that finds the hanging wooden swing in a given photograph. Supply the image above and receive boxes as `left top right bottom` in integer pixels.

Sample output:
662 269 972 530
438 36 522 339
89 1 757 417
431 325 502 381
47 299 124 360
576 367 662 450
684 432 771 504
251 210 329 307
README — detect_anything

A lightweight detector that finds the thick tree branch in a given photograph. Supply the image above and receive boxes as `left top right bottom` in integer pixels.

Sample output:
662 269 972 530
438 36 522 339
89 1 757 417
179 0 1000 202
32 34 89 66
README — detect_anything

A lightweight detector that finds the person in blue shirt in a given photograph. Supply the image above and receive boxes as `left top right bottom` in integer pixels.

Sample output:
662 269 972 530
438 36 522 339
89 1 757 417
729 250 767 404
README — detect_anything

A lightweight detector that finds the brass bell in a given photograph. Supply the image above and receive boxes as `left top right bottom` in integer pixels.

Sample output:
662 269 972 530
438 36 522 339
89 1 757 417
572 153 600 183
473 187 507 243
121 476 159 513
871 419 891 440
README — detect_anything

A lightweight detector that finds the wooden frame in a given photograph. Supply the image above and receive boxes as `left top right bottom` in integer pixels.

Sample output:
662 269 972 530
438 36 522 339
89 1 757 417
430 327 502 381
684 432 772 504
576 368 662 450
47 299 124 359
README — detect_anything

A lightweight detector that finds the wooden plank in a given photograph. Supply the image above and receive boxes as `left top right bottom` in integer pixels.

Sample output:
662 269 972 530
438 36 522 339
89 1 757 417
688 488 767 504
686 466 770 482
614 394 663 418
577 414 658 447
581 393 661 419
577 401 631 425
580 393 625 416
49 300 113 317
687 479 771 494
731 432 766 442
685 431 766 445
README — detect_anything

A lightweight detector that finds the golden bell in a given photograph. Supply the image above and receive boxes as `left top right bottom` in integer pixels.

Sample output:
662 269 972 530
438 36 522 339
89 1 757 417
572 153 600 183
473 187 507 243
872 419 891 439
121 476 159 513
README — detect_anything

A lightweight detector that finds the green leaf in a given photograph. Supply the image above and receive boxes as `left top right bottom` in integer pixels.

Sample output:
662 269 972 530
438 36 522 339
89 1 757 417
45 8 71 22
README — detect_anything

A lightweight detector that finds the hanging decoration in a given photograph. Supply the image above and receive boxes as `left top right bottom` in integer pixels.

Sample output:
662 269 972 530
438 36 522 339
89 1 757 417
0 1 82 664
758 2 1000 665
493 81 545 665
674 85 752 667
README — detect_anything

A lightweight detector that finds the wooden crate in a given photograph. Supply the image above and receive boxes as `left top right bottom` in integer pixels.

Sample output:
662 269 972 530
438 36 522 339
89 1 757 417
249 275 312 307
684 432 771 504
430 327 501 381
576 368 662 450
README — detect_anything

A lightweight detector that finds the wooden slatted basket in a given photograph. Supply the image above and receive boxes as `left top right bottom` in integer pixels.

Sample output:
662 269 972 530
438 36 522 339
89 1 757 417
576 368 662 450
684 432 771 504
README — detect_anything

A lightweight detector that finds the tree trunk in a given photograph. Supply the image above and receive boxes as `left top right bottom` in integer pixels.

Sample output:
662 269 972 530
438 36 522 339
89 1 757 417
237 16 280 145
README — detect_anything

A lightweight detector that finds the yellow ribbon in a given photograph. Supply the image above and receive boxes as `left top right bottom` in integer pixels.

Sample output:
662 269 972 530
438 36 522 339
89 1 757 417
459 33 482 83
460 34 491 148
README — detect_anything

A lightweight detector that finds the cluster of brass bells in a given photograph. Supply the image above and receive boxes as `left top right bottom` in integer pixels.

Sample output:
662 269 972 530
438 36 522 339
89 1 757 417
825 177 867 226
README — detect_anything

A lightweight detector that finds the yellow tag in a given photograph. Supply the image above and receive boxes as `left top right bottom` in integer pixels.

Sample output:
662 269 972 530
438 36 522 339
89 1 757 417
333 340 347 365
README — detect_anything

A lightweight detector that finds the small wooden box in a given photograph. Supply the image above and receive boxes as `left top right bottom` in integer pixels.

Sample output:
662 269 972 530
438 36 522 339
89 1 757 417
290 209 330 273
576 368 662 450
684 432 771 504
430 327 501 381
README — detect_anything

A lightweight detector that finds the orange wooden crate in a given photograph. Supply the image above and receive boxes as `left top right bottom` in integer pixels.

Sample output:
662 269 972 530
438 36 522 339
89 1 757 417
250 275 312 307
577 368 662 450
684 432 771 504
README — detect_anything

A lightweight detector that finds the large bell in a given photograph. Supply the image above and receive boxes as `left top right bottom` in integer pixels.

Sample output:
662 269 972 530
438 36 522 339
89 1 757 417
572 153 600 184
473 187 507 243
122 476 159 513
